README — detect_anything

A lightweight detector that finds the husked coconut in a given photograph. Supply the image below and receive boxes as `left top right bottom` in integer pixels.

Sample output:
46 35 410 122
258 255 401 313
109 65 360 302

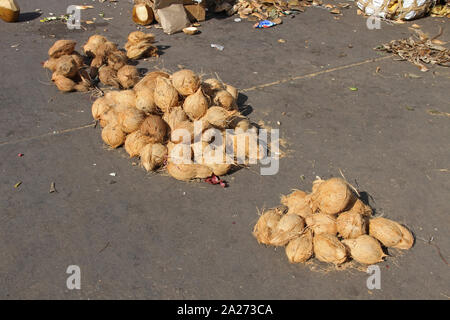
342 235 386 264
48 40 76 58
285 229 314 263
305 213 337 236
183 88 209 120
140 143 167 171
124 131 153 157
140 114 168 143
154 77 179 113
368 217 403 248
166 162 213 181
270 214 305 246
162 106 188 130
313 233 347 265
336 210 368 239
280 190 312 218
117 65 139 89
311 177 355 215
172 69 201 96
102 124 126 149
252 207 284 245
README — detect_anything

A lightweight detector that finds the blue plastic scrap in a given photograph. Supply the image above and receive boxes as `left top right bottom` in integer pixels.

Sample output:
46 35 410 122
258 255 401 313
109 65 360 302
253 20 277 28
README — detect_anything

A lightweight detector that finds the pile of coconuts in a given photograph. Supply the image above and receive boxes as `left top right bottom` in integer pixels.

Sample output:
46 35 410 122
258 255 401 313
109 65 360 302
43 32 158 92
92 67 257 181
253 177 414 267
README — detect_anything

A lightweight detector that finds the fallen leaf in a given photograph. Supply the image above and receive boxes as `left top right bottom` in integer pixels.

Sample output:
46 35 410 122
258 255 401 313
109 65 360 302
349 87 358 91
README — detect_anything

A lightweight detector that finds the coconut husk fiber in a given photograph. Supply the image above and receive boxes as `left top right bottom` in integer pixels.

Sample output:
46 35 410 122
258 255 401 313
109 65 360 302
117 65 140 89
125 31 158 60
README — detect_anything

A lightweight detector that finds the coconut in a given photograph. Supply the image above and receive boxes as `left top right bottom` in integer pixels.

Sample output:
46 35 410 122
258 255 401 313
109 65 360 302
132 3 154 26
232 131 262 162
311 177 355 215
225 84 238 100
171 121 194 144
51 73 76 92
336 210 368 239
202 78 224 97
313 234 347 265
166 162 213 181
214 90 236 110
101 124 126 149
348 198 372 217
71 52 85 68
285 229 314 263
99 109 118 128
48 40 76 58
106 90 136 110
204 106 237 129
83 35 107 57
252 208 284 245
135 87 157 114
167 141 192 163
91 97 112 120
368 217 403 248
393 225 414 250
126 43 158 60
305 213 337 236
74 82 91 93
207 163 233 176
183 88 209 121
140 143 167 171
311 178 324 194
134 71 170 92
117 65 139 89
342 235 386 265
55 55 79 78
280 190 313 218
117 108 145 134
90 55 105 69
124 131 153 158
43 58 59 72
107 50 128 71
0 0 20 22
171 69 201 96
270 214 306 246
154 77 179 113
231 115 251 132
162 106 188 130
140 114 168 143
127 31 155 44
95 41 117 59
98 65 120 88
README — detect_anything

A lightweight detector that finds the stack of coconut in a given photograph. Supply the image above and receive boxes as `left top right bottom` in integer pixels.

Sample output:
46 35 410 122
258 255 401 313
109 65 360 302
43 40 92 92
253 177 414 266
92 67 256 181
43 32 158 92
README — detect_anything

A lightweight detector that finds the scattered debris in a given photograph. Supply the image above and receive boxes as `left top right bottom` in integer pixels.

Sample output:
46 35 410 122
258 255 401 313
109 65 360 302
109 172 117 177
49 182 57 193
211 43 225 51
14 181 22 188
183 26 199 35
254 19 277 28
376 27 450 72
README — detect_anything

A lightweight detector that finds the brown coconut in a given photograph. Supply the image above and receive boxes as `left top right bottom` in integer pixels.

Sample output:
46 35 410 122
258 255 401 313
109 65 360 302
98 65 120 88
107 50 128 71
154 77 179 113
135 87 157 114
167 141 192 163
132 3 154 26
134 71 170 92
166 162 213 181
393 224 414 250
43 58 59 72
270 214 306 247
214 90 236 110
171 69 201 96
55 55 79 78
117 108 145 134
280 190 313 218
171 121 195 144
91 97 112 120
140 114 168 143
225 84 238 100
117 65 139 89
305 213 337 236
51 73 76 92
311 177 355 215
204 106 237 129
101 124 126 149
183 88 209 121
313 233 347 265
48 40 76 58
348 198 373 217
127 31 155 44
252 208 284 245
140 143 167 171
99 109 118 128
342 235 386 264
201 78 224 97
83 35 107 57
126 43 158 60
368 217 403 248
106 90 136 110
0 0 20 22
162 106 188 130
124 131 153 158
285 229 314 263
337 210 368 239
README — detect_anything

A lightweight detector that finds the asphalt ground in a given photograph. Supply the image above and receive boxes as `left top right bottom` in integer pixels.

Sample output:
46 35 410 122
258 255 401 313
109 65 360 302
0 0 449 299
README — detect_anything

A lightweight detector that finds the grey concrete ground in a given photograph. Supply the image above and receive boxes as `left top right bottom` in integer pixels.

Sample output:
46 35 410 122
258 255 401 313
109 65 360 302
0 0 449 299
